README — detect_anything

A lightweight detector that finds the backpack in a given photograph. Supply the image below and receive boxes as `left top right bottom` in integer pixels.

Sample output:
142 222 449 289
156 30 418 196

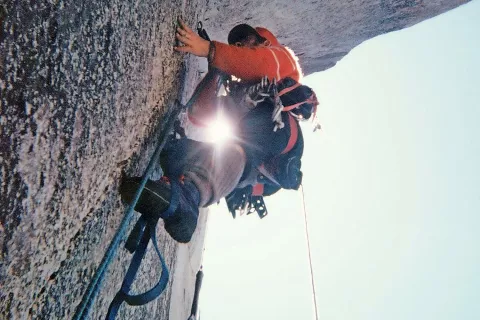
277 77 318 121
224 76 318 219
243 75 316 191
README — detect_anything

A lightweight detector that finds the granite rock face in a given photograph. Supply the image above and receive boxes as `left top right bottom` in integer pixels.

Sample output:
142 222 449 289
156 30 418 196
0 0 468 319
202 0 469 75
0 0 200 318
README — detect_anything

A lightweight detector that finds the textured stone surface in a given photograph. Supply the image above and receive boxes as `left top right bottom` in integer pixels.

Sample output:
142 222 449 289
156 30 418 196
168 208 208 320
202 0 469 75
0 0 200 318
0 0 469 319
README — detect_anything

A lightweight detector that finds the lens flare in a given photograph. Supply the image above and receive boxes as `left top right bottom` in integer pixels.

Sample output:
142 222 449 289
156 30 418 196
206 112 234 144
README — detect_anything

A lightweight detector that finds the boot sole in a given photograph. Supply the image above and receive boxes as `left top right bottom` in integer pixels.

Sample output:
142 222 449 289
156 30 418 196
120 178 171 219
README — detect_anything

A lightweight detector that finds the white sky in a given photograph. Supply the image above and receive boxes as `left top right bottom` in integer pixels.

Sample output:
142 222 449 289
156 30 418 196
201 2 480 319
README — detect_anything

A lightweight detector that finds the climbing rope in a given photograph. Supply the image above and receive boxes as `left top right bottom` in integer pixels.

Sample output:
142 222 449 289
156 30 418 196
300 184 319 320
73 102 183 320
72 21 215 319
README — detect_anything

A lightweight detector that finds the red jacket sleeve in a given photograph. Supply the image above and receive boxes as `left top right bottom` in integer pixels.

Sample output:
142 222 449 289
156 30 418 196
209 41 300 82
187 70 224 126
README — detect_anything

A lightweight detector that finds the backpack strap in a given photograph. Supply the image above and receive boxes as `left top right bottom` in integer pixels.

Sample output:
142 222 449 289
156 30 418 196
278 82 301 96
276 77 319 121
281 113 298 155
252 114 298 196
282 93 318 112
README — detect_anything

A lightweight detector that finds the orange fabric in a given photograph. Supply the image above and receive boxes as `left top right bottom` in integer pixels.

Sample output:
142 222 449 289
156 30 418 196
255 27 280 46
283 101 305 112
210 28 300 82
278 82 301 96
252 183 265 196
281 114 298 154
187 71 224 127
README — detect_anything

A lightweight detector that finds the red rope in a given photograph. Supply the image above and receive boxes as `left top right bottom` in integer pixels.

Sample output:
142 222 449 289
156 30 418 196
300 184 319 320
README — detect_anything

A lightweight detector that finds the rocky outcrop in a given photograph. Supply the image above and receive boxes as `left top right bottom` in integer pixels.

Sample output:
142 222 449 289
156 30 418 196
202 0 469 74
0 0 201 318
0 0 469 319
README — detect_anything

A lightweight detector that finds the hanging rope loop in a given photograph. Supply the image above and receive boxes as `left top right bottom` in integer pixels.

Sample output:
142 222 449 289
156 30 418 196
106 217 169 319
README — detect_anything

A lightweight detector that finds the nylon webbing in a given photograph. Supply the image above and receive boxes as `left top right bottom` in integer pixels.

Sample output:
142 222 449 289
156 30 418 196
72 103 183 320
106 218 169 319
73 63 215 320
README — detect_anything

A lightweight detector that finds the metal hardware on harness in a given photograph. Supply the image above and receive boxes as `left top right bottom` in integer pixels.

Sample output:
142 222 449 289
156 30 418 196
197 21 210 41
241 76 285 131
272 78 285 132
225 186 269 219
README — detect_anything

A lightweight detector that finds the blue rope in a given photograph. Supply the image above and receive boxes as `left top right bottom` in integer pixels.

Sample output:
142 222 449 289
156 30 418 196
73 104 183 320
73 70 218 318
105 218 170 319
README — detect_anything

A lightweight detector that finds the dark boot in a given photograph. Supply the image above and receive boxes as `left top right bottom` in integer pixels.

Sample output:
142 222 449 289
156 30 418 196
163 181 200 243
120 177 200 243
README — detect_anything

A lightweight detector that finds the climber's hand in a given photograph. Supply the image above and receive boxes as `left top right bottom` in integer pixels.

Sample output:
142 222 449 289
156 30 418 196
174 18 210 57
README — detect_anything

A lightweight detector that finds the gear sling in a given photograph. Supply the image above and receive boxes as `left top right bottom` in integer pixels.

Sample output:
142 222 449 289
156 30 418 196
225 75 318 219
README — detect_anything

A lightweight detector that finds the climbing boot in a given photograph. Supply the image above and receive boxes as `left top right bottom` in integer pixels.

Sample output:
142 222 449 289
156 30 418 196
120 176 200 243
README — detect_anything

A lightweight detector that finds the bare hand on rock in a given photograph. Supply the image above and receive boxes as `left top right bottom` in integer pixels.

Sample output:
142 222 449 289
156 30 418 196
174 18 210 57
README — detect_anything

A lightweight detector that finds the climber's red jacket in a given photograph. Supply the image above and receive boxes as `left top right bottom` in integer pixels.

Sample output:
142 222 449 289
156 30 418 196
189 27 302 125
209 27 301 82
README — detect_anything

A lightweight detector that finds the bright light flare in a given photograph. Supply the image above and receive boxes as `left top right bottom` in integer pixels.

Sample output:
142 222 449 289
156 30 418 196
206 112 235 144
